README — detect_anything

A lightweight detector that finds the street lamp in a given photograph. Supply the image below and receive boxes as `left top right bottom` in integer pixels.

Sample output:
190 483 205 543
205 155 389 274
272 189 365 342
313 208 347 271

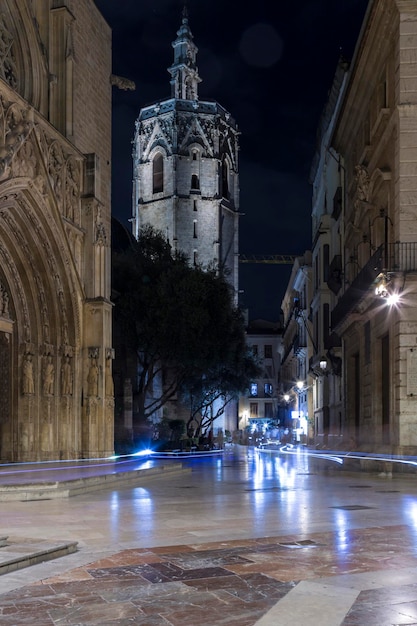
282 393 291 430
374 272 402 306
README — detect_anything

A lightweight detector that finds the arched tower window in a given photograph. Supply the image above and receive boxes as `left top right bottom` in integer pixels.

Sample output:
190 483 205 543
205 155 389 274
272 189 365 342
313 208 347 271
191 174 200 190
222 158 229 199
153 153 164 193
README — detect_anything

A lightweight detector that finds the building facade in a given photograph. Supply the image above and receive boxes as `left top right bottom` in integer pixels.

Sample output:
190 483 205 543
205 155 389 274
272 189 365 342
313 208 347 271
238 319 282 435
309 59 348 448
0 1 114 461
131 10 240 300
309 0 417 456
279 252 313 443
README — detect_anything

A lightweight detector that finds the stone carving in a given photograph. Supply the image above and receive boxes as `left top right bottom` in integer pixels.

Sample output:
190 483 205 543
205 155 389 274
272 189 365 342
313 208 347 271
48 142 64 207
0 13 17 89
105 349 114 397
38 285 50 343
354 164 370 204
0 105 31 179
87 356 99 397
95 221 107 246
0 241 29 340
61 355 73 396
23 353 34 395
0 282 9 318
43 354 54 396
111 74 136 91
64 159 79 222
95 206 107 245
11 137 37 179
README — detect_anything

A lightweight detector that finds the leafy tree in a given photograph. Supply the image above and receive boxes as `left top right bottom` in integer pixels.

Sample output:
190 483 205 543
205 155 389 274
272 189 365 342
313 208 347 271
179 309 262 437
112 225 260 432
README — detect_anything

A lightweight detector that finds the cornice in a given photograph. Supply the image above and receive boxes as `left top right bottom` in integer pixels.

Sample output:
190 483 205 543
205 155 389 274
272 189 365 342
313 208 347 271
395 0 417 13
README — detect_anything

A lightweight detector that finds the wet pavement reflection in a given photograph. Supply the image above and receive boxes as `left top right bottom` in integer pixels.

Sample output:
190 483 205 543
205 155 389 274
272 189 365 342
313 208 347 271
1 446 417 624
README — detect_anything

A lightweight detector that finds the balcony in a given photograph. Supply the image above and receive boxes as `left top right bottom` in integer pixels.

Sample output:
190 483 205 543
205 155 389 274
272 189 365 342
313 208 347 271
331 243 417 330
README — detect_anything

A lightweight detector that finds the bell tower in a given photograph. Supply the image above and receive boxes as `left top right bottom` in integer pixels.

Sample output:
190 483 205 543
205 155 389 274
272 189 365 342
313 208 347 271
131 8 240 299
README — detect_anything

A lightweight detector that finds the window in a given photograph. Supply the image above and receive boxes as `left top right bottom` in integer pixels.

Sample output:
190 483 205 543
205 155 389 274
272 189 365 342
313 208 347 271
222 158 229 198
323 303 329 347
264 403 273 418
250 383 258 396
193 250 198 266
153 154 163 193
84 153 97 197
192 151 198 161
193 200 197 211
193 220 197 238
264 383 273 396
264 345 272 358
191 174 200 190
364 320 371 365
314 311 319 354
323 244 329 283
250 403 258 417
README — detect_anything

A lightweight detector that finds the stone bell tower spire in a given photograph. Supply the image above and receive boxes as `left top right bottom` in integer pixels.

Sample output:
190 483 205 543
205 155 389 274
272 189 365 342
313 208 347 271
132 7 240 304
168 6 201 100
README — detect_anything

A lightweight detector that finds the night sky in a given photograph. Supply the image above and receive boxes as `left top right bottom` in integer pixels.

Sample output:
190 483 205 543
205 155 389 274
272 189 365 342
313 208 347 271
95 0 369 321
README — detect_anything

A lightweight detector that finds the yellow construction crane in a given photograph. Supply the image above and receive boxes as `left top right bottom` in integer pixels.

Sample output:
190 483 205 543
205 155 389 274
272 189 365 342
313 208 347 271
239 254 296 265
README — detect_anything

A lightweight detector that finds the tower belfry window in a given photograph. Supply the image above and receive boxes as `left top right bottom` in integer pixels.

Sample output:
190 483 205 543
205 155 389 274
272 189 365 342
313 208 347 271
193 220 197 238
222 158 229 199
191 174 200 190
153 154 164 193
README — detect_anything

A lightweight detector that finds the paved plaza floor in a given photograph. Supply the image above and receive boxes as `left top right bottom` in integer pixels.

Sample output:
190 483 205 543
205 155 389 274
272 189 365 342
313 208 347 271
0 446 417 625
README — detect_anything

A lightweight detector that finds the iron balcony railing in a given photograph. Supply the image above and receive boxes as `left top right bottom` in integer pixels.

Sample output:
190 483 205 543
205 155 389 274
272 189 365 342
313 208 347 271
389 241 417 271
331 243 417 330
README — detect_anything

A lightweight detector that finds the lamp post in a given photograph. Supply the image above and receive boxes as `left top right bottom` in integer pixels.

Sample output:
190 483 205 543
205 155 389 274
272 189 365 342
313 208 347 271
283 393 290 431
295 380 304 443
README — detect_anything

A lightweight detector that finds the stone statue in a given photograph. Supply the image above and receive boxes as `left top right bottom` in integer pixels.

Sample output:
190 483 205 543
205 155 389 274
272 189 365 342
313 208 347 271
23 353 34 395
87 357 99 397
61 355 73 396
354 164 370 203
43 355 54 396
105 356 114 397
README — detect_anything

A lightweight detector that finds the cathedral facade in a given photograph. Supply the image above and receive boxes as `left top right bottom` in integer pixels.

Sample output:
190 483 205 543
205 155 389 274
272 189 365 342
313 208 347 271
0 1 114 461
131 11 240 299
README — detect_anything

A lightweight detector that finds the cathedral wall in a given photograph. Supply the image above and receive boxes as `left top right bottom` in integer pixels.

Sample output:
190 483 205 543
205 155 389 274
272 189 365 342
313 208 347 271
0 1 114 461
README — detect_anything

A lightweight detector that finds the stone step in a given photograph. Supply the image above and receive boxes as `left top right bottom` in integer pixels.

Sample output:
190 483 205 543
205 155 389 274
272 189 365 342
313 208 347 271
0 538 78 575
0 463 190 501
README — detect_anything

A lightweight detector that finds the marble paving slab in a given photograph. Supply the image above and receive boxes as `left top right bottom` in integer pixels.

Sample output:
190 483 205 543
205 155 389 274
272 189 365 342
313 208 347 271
1 525 417 625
